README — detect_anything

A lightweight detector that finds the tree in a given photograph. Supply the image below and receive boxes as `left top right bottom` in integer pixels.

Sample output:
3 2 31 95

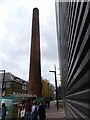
42 78 55 100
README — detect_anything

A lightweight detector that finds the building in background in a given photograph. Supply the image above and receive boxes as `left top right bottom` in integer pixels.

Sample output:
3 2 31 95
42 78 55 100
0 72 28 97
55 1 89 119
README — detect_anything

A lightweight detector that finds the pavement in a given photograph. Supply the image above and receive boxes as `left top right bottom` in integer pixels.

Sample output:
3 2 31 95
46 101 65 120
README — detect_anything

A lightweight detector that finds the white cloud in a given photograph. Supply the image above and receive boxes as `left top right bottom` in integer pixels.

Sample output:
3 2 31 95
0 0 59 85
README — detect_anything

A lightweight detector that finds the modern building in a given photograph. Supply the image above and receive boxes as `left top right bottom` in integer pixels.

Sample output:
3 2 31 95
55 1 89 119
0 72 28 97
57 86 62 100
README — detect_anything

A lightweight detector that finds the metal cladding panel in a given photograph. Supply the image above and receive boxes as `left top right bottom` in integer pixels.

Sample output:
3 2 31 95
55 1 90 119
28 8 42 97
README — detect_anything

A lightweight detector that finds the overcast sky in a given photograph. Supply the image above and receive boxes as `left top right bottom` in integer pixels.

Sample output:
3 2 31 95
0 0 60 86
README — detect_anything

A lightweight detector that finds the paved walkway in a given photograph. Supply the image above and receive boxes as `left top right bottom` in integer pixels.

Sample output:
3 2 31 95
46 101 65 120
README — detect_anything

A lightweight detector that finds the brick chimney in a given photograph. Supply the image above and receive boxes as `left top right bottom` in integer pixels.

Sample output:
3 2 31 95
28 8 42 97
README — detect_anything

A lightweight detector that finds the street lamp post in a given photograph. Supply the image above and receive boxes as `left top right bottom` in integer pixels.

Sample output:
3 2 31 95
0 70 5 97
48 82 49 99
49 65 59 110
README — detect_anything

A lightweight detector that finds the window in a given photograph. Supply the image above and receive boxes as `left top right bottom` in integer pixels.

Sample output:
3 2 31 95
6 82 11 88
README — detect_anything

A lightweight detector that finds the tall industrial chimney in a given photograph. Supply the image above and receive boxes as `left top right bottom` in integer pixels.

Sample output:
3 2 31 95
28 8 42 97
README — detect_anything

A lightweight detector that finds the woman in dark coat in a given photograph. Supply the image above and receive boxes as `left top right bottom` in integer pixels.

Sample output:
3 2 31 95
2 103 6 120
38 100 46 120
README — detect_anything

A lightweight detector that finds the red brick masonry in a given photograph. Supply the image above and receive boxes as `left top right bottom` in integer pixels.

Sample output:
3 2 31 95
28 8 42 97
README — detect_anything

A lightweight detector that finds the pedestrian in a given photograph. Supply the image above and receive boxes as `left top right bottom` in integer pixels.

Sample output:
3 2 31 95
32 100 38 120
25 99 32 120
45 100 47 109
2 103 6 120
20 106 25 120
48 99 50 108
18 104 22 120
12 102 18 119
38 100 46 120
22 99 25 109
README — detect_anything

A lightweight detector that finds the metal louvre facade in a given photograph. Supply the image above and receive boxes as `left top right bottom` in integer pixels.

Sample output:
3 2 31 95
55 1 90 119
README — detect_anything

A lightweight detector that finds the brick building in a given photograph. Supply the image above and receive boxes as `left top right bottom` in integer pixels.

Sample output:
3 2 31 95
0 72 28 97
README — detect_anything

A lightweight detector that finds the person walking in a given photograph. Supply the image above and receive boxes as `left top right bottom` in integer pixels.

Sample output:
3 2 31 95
32 100 38 120
48 99 50 108
20 106 25 120
25 99 32 120
2 103 6 120
38 100 46 120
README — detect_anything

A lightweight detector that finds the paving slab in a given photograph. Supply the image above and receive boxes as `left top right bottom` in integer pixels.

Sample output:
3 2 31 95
46 101 65 120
